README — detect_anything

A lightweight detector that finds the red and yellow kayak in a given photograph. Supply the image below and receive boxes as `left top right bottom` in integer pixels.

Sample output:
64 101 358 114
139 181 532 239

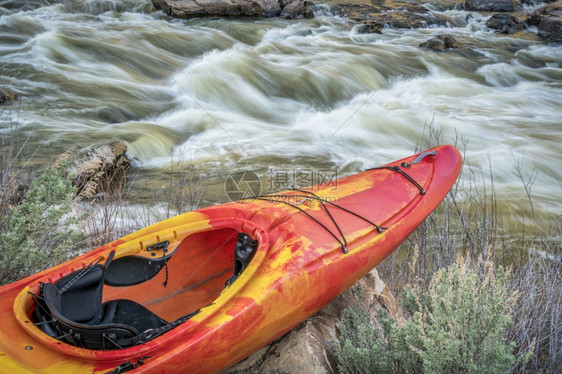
0 145 461 373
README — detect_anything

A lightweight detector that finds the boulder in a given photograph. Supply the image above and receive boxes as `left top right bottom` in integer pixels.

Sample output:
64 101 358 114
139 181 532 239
526 0 562 42
369 11 448 29
0 87 18 105
151 0 311 19
357 21 384 34
464 0 516 12
526 1 560 25
226 269 403 373
59 141 130 201
419 34 462 50
537 14 562 41
280 0 313 19
486 13 525 33
333 1 447 31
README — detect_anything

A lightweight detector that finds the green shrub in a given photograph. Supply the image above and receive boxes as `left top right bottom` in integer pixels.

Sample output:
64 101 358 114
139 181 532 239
0 165 87 284
331 307 392 373
333 256 528 374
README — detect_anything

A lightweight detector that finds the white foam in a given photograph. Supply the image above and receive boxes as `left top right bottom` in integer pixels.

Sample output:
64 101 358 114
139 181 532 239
1 2 560 217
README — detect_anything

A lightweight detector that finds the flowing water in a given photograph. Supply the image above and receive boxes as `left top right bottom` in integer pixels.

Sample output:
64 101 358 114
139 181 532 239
1 0 561 238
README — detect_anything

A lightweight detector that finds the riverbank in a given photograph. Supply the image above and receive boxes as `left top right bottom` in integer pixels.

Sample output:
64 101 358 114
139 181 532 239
1 133 559 372
151 0 562 42
2 0 560 371
2 0 562 363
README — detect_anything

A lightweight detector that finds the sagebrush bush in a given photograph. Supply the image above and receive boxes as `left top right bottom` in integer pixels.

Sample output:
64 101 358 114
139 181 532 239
379 124 560 373
333 255 528 374
331 307 392 374
0 164 87 284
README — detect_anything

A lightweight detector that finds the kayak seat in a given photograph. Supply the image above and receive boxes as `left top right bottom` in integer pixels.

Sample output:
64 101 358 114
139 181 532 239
99 299 168 334
50 264 105 324
38 264 168 350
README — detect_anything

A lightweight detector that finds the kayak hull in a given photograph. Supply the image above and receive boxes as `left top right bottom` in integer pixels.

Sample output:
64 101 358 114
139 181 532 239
0 145 462 373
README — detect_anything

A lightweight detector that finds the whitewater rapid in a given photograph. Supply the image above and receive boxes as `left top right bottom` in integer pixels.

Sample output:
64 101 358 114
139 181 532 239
1 0 561 219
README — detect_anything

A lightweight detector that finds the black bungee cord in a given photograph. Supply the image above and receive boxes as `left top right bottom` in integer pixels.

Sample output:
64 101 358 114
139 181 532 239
242 189 386 254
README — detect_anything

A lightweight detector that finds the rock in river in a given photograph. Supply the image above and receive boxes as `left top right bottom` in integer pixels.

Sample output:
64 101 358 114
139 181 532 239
486 13 525 34
0 87 18 105
526 0 562 42
333 0 448 32
419 34 462 50
151 0 312 19
464 0 517 12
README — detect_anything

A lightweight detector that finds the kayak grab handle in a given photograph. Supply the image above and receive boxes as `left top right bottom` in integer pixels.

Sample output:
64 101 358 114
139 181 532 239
412 150 436 164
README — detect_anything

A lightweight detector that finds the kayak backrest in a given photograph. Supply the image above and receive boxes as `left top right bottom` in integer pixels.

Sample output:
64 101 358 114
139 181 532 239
52 264 105 324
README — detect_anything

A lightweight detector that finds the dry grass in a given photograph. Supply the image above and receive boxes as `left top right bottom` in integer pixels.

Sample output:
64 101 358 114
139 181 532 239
378 125 561 373
0 107 31 219
2 113 559 372
80 154 209 248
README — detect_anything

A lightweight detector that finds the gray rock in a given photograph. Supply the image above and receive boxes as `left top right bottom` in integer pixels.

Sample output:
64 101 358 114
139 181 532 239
419 34 462 50
486 13 524 34
151 0 310 19
464 0 516 12
526 1 562 42
226 269 403 373
333 2 447 30
280 0 313 19
60 141 130 201
370 11 447 29
357 21 383 34
0 87 18 105
538 14 562 42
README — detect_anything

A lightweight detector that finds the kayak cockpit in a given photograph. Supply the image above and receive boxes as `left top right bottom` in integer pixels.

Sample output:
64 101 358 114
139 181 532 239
17 218 268 354
34 260 174 350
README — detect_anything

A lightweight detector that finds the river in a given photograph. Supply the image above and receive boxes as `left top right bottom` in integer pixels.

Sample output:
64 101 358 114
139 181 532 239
1 0 560 237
